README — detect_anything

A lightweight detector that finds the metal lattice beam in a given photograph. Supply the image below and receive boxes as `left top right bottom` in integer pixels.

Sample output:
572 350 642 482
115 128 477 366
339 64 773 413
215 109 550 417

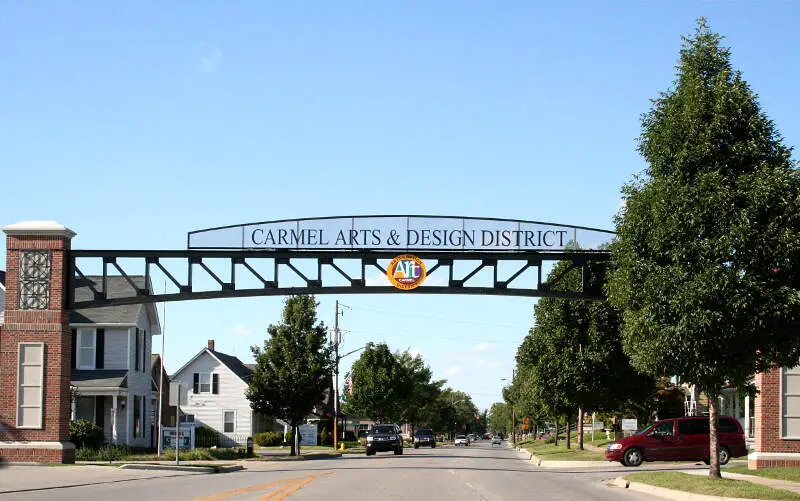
68 249 611 309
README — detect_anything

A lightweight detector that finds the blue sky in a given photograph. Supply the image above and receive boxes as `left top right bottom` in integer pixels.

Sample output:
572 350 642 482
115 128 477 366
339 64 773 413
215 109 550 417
1 2 798 412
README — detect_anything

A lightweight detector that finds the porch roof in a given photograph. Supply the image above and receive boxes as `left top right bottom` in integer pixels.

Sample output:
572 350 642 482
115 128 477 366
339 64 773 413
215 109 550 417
72 370 128 388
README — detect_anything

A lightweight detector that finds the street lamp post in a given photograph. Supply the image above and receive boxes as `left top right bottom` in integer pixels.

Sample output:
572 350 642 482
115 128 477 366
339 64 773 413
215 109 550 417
501 371 517 446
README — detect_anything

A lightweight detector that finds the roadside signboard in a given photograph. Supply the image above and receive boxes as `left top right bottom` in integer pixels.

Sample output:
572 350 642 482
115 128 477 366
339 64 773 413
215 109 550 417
169 382 188 406
622 419 638 431
299 423 318 446
162 427 193 450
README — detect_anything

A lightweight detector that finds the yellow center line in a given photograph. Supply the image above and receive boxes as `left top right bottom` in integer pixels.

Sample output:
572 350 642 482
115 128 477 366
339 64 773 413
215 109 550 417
187 476 307 501
260 471 334 501
257 479 305 500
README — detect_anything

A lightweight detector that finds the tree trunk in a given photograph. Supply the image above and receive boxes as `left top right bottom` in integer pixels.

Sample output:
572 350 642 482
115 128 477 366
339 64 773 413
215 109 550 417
577 408 584 450
709 397 721 479
554 420 560 447
566 417 571 449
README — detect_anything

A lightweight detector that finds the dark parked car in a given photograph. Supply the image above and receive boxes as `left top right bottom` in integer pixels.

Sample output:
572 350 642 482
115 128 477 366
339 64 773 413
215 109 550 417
366 424 403 456
414 428 436 449
605 416 747 467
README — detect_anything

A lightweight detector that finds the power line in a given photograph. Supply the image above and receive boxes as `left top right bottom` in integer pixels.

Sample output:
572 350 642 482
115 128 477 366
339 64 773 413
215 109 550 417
345 302 532 331
341 327 523 345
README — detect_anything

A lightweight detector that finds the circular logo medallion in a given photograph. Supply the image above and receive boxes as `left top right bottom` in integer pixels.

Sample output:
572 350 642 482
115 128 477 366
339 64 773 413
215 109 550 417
386 254 427 290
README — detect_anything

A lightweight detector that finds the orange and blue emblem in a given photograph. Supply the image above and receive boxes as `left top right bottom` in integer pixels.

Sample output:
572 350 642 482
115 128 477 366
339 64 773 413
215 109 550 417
386 254 427 290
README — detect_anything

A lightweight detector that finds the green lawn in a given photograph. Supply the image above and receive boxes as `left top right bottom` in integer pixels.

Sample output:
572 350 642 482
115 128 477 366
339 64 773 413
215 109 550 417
725 466 800 482
625 472 800 500
520 440 607 461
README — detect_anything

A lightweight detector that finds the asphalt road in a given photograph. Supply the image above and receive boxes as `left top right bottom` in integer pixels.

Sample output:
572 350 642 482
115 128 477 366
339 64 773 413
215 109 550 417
1 442 700 501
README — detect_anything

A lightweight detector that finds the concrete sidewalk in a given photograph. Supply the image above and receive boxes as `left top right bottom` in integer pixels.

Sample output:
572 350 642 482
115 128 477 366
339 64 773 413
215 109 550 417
681 469 800 494
0 463 214 494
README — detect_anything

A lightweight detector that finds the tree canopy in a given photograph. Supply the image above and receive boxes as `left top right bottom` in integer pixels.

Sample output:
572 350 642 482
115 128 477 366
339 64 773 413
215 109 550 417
246 295 332 455
608 19 800 477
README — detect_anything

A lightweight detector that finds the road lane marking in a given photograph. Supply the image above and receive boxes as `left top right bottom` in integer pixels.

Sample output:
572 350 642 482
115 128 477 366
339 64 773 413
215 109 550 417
187 476 305 501
258 479 304 500
465 482 474 489
260 471 333 501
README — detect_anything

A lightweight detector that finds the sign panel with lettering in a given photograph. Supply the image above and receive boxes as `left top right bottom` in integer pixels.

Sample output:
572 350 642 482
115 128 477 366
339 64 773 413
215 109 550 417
188 216 614 252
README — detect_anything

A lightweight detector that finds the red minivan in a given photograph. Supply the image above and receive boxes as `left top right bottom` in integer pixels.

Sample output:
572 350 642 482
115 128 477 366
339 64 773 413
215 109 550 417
605 416 747 467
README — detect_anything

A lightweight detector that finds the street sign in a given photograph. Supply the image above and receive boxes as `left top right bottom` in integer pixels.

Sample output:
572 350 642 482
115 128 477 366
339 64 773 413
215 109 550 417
169 382 188 406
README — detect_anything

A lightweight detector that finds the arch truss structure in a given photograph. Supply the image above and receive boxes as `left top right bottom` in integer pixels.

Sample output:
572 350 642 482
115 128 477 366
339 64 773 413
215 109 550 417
68 216 614 309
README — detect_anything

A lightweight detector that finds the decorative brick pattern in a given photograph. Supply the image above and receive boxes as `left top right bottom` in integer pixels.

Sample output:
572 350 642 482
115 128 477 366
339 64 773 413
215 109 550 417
0 230 74 464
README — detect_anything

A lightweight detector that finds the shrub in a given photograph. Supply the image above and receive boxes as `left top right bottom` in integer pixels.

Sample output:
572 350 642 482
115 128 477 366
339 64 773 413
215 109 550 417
207 447 253 459
318 428 328 446
254 431 283 447
195 426 219 448
68 420 105 449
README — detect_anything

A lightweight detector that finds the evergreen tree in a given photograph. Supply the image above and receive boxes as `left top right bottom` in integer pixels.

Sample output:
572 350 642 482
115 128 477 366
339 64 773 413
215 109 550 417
608 19 800 478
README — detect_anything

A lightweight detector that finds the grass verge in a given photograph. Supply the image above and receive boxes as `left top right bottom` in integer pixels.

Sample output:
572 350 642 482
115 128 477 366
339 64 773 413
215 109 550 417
625 472 800 500
519 440 606 461
725 466 800 482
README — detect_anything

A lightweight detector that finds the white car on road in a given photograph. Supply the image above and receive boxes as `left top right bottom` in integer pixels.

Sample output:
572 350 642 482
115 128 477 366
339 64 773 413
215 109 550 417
454 435 469 446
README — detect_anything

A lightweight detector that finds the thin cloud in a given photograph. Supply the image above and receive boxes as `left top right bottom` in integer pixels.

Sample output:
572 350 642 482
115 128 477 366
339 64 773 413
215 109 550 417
199 44 222 73
471 342 496 352
229 324 254 337
445 366 462 376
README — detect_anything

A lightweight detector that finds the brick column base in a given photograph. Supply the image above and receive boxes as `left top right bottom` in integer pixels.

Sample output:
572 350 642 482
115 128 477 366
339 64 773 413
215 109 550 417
748 452 800 469
0 441 75 464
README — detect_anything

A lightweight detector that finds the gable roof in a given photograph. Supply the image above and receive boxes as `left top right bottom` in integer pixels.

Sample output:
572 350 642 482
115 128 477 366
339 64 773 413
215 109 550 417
70 276 161 334
212 350 254 383
172 348 253 384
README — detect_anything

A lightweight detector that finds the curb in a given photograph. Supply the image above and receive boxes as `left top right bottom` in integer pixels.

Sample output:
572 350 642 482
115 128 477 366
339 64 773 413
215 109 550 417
119 464 244 473
612 477 767 501
251 452 342 461
530 454 613 468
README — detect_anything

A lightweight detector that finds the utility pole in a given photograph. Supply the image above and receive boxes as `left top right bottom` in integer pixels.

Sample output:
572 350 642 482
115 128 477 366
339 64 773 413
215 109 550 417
333 300 341 452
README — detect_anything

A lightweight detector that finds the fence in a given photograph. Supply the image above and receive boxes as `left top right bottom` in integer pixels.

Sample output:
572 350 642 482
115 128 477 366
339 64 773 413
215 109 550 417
195 430 251 449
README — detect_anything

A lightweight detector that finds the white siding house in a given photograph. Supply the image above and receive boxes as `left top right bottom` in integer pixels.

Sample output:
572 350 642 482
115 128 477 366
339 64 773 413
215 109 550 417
171 340 273 446
70 276 161 448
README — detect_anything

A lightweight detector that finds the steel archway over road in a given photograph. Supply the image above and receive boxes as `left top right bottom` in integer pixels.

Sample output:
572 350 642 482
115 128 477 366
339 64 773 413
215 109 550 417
68 216 614 309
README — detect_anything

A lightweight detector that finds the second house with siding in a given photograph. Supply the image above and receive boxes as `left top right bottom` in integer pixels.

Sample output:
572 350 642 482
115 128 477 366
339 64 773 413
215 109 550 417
170 340 276 446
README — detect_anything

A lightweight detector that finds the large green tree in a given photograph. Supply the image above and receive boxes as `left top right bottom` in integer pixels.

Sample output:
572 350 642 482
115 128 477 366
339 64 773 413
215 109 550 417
488 402 512 435
341 343 407 422
396 351 445 430
608 19 800 478
516 257 653 448
246 295 332 456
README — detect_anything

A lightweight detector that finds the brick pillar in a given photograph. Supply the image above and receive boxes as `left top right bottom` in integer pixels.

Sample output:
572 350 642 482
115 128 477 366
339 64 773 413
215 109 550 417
0 221 76 463
748 367 800 469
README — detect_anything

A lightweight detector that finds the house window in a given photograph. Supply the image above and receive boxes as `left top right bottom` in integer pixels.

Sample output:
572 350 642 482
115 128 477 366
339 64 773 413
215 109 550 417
134 395 142 438
223 411 235 433
782 363 800 438
199 374 211 393
17 342 44 428
77 329 95 369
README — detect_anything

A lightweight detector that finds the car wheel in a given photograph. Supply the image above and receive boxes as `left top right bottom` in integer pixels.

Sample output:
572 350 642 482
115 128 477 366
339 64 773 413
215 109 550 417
719 446 731 465
431 443 436 449
394 447 402 455
414 444 419 449
623 448 644 467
